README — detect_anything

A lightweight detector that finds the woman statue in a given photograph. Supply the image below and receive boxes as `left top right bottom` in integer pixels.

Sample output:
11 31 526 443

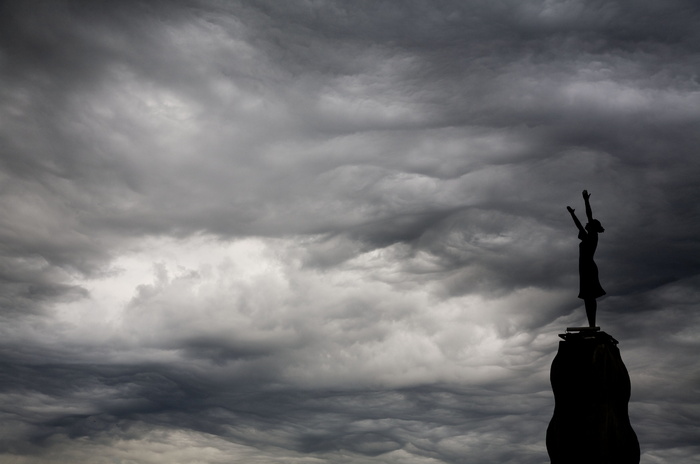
567 190 606 327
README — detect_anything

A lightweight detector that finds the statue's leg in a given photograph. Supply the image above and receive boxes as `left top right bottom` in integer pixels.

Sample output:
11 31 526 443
584 299 597 327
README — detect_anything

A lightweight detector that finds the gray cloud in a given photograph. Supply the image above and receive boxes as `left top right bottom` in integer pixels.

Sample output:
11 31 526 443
1 0 700 462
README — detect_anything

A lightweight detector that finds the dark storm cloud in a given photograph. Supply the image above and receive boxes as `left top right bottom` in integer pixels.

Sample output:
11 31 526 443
200 0 700 303
3 0 700 257
0 347 551 463
2 0 700 462
0 0 198 314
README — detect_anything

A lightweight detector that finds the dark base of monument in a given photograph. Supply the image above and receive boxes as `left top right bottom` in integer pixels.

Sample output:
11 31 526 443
547 328 640 464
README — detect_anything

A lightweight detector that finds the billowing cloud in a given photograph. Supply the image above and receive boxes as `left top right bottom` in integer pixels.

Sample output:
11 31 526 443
1 0 699 462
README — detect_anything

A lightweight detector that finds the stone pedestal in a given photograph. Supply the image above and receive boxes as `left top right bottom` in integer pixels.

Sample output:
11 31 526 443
547 329 639 464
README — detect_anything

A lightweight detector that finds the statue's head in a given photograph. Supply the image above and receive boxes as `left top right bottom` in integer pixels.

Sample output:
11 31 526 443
586 219 605 233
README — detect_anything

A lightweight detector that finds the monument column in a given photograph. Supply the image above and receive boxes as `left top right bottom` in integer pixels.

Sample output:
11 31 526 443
546 327 640 464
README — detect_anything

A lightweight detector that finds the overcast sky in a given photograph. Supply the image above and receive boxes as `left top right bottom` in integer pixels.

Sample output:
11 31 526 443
1 1 699 463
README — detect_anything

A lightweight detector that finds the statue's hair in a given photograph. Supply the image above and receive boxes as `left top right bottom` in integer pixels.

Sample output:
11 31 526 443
587 219 605 233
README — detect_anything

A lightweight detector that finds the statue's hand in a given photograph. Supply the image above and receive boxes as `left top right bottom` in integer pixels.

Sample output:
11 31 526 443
582 190 591 199
567 206 574 213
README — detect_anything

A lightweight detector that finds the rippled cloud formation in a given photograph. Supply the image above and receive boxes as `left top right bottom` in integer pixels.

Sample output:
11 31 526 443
1 1 699 462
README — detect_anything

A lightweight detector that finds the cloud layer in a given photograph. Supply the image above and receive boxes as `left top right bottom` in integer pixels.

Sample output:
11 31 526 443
1 0 700 462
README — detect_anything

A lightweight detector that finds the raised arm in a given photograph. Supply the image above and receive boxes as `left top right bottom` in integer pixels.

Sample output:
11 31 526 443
582 190 593 222
567 206 585 234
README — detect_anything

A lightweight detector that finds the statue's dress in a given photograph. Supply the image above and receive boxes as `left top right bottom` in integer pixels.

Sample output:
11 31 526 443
578 230 606 299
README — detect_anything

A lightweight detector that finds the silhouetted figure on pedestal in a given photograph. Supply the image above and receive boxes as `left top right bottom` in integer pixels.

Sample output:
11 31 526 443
549 190 640 464
567 190 605 327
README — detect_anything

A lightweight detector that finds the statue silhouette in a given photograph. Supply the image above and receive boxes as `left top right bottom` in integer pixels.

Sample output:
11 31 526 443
567 190 605 327
551 193 639 463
